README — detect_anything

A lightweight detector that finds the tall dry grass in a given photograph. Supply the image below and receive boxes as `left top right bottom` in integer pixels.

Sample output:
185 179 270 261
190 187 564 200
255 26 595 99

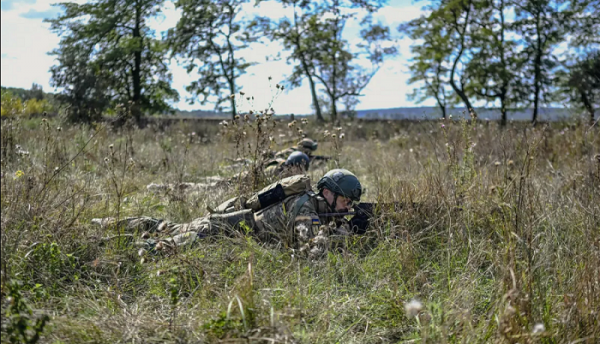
1 114 598 343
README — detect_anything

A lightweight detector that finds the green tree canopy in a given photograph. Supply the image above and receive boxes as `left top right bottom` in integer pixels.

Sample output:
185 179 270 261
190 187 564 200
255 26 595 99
47 0 179 122
168 0 257 119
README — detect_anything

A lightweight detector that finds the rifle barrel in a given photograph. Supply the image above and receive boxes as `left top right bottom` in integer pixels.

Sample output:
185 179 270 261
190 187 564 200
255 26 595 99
318 212 357 217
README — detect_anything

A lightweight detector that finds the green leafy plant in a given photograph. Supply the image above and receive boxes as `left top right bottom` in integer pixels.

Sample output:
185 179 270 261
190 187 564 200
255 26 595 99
2 280 50 344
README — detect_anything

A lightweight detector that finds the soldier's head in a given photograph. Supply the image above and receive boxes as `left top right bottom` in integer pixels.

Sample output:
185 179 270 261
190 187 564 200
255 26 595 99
284 151 310 172
317 169 362 212
297 138 318 155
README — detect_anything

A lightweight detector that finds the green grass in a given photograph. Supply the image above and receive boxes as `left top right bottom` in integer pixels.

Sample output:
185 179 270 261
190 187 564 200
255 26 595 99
1 114 599 343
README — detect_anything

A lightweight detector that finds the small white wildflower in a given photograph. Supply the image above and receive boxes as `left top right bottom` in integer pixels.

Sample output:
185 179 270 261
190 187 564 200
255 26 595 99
404 299 423 317
532 323 545 334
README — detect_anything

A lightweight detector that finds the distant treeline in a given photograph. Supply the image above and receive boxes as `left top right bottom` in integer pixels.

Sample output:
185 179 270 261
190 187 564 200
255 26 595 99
176 107 577 122
1 84 59 118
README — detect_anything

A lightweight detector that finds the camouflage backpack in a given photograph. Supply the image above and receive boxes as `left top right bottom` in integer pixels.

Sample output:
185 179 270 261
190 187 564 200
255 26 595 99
211 174 312 214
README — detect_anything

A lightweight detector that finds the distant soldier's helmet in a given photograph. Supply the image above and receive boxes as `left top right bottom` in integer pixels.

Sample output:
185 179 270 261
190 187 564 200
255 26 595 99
285 151 310 170
297 138 318 152
317 169 362 202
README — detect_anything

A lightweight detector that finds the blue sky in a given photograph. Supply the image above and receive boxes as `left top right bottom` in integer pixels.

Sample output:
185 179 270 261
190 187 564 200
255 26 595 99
1 0 431 114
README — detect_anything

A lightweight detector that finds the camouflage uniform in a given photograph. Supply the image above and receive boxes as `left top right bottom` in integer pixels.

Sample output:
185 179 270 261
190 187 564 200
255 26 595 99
274 138 319 160
93 191 348 258
97 169 361 259
147 159 305 194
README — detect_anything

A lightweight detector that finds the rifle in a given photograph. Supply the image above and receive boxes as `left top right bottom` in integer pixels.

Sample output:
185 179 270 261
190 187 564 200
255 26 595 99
319 202 414 234
309 155 332 162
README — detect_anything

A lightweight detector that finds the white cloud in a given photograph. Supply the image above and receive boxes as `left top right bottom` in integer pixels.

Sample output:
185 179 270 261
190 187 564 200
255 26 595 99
1 1 59 91
1 0 36 12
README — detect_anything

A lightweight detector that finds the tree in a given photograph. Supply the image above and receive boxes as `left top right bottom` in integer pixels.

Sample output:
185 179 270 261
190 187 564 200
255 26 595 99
50 42 111 121
311 4 397 121
1 90 23 118
400 9 455 118
513 0 568 124
558 51 600 125
404 0 481 118
567 0 600 49
168 0 256 119
47 0 179 122
255 0 326 121
257 0 392 122
466 0 523 125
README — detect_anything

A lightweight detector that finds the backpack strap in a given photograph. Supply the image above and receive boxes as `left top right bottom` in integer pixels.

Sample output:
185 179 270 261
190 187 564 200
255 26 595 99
290 192 313 222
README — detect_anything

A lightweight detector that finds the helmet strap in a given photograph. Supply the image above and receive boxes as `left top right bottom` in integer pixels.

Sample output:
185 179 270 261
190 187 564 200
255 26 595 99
319 190 337 212
331 192 339 212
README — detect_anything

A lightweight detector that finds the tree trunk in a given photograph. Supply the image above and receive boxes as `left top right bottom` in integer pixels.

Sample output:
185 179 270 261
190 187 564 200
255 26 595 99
293 6 323 122
228 73 236 119
229 92 237 119
448 0 477 119
434 93 446 118
499 0 508 127
532 55 541 125
580 90 595 126
500 97 508 127
449 79 476 118
331 99 338 123
532 15 543 125
225 12 237 120
132 0 142 122
300 57 324 122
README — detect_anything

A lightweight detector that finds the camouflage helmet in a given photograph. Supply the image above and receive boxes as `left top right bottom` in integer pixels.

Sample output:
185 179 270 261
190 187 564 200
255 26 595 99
316 169 362 201
297 138 318 152
285 151 310 170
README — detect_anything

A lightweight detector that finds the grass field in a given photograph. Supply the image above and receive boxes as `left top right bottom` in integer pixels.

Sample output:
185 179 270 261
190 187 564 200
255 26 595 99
1 114 599 343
